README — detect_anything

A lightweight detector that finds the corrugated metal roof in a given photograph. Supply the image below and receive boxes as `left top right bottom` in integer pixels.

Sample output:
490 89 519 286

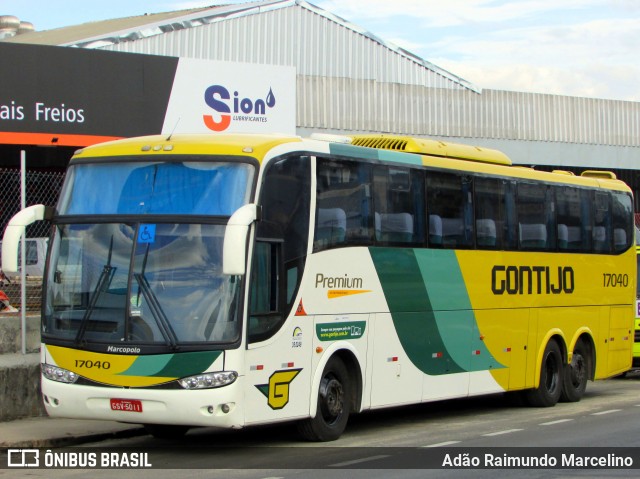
3 0 638 159
1 0 477 93
0 7 215 46
1 2 293 47
102 5 472 90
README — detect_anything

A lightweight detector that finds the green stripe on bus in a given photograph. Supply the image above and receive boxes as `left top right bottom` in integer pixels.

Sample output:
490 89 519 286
119 353 172 376
328 143 423 167
370 247 504 375
121 350 222 378
369 247 464 375
329 143 379 160
414 249 504 372
155 351 222 377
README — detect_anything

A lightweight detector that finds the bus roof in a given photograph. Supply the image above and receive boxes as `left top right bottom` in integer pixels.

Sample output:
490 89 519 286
71 134 303 163
350 134 513 166
347 134 630 192
70 132 631 193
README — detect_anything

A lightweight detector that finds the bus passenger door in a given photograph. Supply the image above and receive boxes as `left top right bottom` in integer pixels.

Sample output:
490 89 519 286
244 320 313 426
243 239 312 425
244 153 313 425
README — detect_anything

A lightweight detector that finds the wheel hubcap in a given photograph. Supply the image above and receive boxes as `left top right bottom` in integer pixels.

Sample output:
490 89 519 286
320 377 344 423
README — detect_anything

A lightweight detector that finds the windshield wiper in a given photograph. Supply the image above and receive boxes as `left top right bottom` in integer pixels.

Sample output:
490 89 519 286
132 243 179 349
75 236 115 345
133 272 179 349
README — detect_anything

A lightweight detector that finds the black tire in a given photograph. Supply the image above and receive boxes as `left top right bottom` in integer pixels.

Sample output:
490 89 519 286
298 357 351 441
560 341 589 402
144 424 190 440
525 340 563 407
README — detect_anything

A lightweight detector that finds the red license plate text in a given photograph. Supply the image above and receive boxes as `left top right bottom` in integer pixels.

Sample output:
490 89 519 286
110 398 143 413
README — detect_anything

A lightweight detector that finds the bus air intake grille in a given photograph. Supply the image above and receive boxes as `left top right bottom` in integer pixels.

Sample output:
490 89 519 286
351 137 408 151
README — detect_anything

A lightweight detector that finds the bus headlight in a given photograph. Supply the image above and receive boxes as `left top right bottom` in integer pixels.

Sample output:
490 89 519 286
41 364 79 384
178 371 238 390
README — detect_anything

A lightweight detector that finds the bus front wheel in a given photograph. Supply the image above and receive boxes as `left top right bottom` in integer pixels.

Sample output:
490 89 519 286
560 341 589 402
525 340 563 407
298 357 351 441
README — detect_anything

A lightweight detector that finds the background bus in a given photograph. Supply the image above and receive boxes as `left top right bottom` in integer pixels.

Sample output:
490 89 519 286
2 133 635 441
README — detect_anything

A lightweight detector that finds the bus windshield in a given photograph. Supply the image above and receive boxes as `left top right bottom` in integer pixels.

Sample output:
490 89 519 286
44 222 240 348
42 158 255 350
58 160 254 216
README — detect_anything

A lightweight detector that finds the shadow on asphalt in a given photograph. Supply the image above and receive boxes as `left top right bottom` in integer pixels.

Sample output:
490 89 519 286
131 371 640 447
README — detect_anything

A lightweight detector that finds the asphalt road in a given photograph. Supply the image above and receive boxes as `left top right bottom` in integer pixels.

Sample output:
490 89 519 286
6 371 640 479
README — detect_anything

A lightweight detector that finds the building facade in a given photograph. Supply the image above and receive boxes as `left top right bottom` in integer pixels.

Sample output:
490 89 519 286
1 0 639 226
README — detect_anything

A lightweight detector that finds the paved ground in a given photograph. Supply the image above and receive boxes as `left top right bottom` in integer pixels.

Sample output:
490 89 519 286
0 416 146 447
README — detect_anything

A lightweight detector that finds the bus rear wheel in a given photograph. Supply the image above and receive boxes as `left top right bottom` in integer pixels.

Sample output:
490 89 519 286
298 357 351 441
525 340 563 407
560 341 589 402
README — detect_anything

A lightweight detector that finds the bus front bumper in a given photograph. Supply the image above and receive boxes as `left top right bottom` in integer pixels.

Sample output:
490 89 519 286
41 375 245 428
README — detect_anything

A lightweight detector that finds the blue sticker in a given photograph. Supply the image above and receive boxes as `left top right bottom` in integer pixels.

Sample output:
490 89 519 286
138 224 156 243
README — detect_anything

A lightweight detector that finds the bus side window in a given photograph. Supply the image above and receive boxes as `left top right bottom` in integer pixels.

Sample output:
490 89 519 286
249 155 311 343
373 166 424 245
612 191 633 253
314 159 373 251
426 171 472 249
593 192 611 253
517 183 553 251
474 177 510 249
248 240 282 343
556 186 592 252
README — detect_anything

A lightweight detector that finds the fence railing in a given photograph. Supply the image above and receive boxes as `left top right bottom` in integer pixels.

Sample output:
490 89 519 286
0 167 65 238
0 166 65 353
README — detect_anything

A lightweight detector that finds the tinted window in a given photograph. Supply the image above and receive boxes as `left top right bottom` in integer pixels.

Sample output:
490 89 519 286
249 156 311 343
517 183 553 251
474 177 515 249
593 192 611 253
555 186 592 252
60 161 255 216
373 166 424 245
426 172 473 248
612 192 633 253
315 159 373 251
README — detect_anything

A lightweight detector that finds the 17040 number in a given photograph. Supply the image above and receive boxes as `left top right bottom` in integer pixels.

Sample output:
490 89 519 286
603 273 629 287
74 359 111 369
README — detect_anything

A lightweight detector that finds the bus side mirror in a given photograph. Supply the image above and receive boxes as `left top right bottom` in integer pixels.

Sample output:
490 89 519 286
2 204 52 274
223 204 259 276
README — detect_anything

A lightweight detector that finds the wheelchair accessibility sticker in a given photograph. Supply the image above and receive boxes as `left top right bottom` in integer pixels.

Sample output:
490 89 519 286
137 224 156 243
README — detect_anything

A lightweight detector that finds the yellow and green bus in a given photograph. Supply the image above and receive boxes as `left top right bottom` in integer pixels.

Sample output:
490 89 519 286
2 133 635 441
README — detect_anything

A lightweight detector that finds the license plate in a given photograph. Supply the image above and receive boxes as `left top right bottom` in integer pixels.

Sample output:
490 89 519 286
110 398 143 413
